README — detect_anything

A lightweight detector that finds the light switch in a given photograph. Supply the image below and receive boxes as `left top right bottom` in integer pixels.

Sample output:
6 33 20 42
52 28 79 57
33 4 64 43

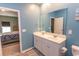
22 29 27 32
68 29 72 35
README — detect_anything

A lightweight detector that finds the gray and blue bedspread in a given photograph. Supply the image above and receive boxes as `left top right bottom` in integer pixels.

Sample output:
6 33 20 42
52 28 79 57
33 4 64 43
1 32 19 45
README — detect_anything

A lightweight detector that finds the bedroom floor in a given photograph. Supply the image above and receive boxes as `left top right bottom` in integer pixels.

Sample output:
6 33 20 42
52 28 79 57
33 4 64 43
2 42 20 56
2 42 43 56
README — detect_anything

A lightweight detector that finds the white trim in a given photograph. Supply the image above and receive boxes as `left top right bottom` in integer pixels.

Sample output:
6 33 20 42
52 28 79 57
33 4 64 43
17 9 23 53
22 47 34 53
0 7 19 12
0 7 23 55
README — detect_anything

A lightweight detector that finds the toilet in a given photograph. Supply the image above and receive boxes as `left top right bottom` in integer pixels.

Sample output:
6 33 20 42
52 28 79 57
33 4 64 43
72 45 79 56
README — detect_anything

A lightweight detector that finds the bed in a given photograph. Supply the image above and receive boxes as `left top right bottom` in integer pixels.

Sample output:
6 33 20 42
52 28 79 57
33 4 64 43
1 31 19 45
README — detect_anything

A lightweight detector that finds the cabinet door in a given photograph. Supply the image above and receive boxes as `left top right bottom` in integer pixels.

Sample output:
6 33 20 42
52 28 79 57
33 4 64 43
34 36 42 52
41 39 49 55
34 36 38 48
47 41 59 56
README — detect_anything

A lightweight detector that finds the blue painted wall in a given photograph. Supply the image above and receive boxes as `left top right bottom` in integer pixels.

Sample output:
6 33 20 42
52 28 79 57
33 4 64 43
65 4 79 56
0 3 40 51
18 4 40 50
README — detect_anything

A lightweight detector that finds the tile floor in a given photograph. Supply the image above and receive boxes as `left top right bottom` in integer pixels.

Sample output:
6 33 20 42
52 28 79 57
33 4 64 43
18 48 44 56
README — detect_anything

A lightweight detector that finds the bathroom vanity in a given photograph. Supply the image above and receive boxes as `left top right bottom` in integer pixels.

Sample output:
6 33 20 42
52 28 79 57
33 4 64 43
33 32 66 56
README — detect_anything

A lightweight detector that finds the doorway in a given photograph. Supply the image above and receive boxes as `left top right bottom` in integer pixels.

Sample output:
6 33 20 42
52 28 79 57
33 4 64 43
51 17 64 34
0 7 22 56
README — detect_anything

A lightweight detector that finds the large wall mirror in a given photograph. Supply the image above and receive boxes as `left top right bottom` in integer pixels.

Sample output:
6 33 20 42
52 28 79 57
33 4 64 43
49 9 67 35
40 8 67 35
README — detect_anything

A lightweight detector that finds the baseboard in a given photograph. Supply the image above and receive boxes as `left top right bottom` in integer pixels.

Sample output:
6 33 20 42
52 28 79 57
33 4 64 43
22 47 34 53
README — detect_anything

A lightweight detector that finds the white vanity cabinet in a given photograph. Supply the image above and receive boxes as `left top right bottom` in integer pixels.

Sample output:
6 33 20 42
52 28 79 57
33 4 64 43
33 32 66 56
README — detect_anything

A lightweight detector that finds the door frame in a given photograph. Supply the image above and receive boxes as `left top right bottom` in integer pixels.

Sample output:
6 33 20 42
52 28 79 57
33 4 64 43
50 17 64 34
50 17 55 32
0 7 22 55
